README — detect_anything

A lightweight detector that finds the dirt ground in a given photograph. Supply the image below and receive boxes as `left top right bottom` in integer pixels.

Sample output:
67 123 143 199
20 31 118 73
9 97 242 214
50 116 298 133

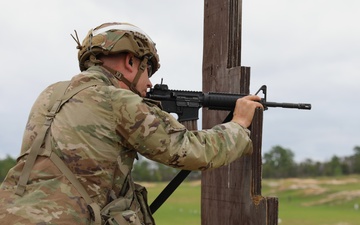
264 176 360 206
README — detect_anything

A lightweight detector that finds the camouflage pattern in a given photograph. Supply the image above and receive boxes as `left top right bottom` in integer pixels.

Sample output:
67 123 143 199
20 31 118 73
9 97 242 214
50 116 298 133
0 65 253 224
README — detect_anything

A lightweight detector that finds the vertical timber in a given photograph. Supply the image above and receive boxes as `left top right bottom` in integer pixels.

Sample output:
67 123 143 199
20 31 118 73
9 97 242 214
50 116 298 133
201 0 279 224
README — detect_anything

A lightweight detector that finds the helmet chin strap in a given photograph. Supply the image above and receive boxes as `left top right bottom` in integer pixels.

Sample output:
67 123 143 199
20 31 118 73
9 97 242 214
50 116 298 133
100 56 149 97
129 56 148 93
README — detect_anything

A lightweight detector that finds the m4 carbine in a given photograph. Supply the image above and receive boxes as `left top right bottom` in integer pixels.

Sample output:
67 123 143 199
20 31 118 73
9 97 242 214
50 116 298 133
146 83 311 122
146 82 311 214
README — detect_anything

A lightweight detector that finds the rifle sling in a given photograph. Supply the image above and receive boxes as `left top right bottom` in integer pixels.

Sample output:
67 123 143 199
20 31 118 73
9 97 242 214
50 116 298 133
149 170 191 214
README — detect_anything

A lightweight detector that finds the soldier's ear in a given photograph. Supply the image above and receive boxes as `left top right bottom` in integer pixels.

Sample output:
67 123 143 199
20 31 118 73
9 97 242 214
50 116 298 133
124 53 136 74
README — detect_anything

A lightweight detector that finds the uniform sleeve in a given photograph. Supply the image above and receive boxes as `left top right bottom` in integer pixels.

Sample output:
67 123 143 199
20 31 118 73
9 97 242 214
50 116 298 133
113 90 253 171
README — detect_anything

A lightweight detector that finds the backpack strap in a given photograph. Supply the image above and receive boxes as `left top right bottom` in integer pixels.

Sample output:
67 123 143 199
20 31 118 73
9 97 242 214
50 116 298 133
16 80 103 224
49 152 101 225
15 80 101 197
16 81 71 196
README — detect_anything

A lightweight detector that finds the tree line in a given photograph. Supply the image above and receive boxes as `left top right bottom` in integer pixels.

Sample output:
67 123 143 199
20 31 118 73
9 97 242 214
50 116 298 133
263 145 360 178
1 145 360 182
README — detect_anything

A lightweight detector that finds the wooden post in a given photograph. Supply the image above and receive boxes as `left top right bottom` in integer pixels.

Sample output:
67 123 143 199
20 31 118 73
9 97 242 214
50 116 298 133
201 0 279 224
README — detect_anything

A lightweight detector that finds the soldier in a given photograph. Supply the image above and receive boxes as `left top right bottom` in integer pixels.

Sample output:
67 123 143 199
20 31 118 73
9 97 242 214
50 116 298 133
0 22 263 224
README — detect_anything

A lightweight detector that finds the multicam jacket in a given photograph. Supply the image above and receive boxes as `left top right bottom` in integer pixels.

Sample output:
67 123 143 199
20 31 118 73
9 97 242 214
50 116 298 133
0 66 252 224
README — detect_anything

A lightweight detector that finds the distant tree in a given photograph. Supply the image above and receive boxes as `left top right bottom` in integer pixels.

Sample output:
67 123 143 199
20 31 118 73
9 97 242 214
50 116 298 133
323 156 343 176
352 146 360 174
297 158 323 177
0 155 16 181
262 145 296 178
132 157 179 182
156 163 178 181
132 159 153 182
354 146 360 155
342 156 353 174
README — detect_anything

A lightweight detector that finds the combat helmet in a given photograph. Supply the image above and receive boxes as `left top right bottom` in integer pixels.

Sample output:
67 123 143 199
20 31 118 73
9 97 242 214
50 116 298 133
73 22 160 95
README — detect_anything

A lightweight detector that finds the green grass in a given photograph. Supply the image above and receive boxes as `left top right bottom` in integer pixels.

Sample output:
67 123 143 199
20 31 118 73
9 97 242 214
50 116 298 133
262 175 360 225
145 181 201 225
143 175 360 225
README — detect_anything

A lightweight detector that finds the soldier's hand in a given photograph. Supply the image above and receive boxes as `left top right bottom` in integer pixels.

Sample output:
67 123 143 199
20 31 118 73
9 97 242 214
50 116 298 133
231 95 263 128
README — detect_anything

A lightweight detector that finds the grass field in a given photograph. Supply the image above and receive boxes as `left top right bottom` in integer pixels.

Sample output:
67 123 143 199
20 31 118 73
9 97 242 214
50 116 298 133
144 181 201 225
144 175 360 225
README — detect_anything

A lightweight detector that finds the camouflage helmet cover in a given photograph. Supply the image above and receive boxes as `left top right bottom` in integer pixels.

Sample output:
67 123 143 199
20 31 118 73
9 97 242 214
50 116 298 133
78 22 160 74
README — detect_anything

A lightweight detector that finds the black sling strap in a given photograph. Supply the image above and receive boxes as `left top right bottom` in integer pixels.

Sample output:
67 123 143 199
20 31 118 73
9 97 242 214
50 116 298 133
149 170 191 214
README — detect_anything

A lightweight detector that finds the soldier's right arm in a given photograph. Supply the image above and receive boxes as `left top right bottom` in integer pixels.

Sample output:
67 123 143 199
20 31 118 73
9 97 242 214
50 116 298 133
113 89 253 171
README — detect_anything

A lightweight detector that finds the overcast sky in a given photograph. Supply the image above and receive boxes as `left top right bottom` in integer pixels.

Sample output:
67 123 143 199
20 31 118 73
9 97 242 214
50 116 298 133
0 0 359 162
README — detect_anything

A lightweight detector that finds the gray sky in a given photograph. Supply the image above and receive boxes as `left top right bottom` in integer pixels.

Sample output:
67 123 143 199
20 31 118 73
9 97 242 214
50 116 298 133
0 0 359 162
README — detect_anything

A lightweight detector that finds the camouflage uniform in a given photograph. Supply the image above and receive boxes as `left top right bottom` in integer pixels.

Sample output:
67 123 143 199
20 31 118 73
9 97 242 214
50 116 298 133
0 66 252 224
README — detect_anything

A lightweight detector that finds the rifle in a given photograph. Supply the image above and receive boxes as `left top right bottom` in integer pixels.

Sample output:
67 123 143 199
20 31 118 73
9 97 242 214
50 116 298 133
146 83 311 122
146 82 311 214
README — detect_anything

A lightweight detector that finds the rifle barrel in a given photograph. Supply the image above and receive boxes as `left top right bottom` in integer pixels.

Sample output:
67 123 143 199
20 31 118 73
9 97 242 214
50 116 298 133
264 102 311 110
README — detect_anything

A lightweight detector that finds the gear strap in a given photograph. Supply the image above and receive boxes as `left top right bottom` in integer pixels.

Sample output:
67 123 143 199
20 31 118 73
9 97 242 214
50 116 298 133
101 65 133 88
130 56 148 93
101 56 149 97
16 80 103 224
149 170 191 214
15 81 70 196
